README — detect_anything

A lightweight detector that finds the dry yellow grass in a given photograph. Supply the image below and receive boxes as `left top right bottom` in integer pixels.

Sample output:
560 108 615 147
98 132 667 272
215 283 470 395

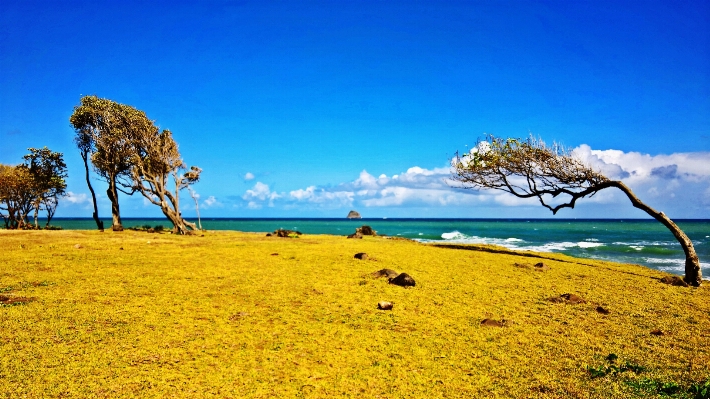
1 230 708 398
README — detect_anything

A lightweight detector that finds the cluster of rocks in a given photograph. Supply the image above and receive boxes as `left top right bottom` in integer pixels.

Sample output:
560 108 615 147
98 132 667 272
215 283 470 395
368 265 416 287
353 252 416 311
266 229 302 238
347 225 376 239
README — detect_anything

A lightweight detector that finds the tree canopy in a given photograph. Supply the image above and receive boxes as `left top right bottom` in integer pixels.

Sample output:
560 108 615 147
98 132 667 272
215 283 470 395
70 96 154 230
451 135 702 286
0 147 67 229
70 95 201 235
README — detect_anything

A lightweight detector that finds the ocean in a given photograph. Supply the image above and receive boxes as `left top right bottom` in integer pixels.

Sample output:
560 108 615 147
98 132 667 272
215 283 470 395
50 218 709 277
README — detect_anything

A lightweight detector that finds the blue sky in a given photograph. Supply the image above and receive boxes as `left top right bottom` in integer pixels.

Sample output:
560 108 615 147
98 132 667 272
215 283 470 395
1 0 709 219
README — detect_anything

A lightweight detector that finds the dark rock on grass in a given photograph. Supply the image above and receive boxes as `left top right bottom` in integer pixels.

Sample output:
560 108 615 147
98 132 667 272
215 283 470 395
377 301 393 310
660 275 689 287
389 273 416 287
534 262 550 271
147 228 155 233
347 225 376 238
371 269 398 279
514 262 549 271
274 229 302 238
650 329 664 336
270 253 278 256
73 244 83 249
357 225 376 236
481 319 507 327
354 253 368 260
549 293 586 304
266 233 272 237
596 306 610 315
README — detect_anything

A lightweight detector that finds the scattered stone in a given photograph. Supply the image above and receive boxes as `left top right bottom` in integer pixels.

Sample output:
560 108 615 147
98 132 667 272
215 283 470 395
534 262 550 271
561 293 585 304
481 319 506 327
270 253 278 256
596 306 610 315
347 210 362 219
274 229 302 238
119 247 124 250
513 263 531 269
660 275 689 287
73 244 82 249
389 273 416 287
371 269 398 279
549 293 585 304
354 253 368 260
147 228 155 233
347 232 363 239
650 329 664 336
377 301 393 310
357 225 376 236
266 233 272 237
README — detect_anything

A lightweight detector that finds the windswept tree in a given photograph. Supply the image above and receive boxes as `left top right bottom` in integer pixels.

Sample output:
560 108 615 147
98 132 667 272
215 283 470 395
129 128 201 234
451 135 702 286
70 96 147 231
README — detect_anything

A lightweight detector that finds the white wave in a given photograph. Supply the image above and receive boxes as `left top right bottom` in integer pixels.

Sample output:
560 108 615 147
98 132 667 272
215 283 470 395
577 241 605 249
629 246 644 251
441 231 466 240
436 232 527 248
644 257 710 272
612 240 676 246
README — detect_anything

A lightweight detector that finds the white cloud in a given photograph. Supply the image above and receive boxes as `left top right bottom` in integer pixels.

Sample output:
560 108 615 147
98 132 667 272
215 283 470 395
202 195 222 209
244 172 255 181
289 186 354 206
242 182 280 207
573 145 710 181
64 191 89 204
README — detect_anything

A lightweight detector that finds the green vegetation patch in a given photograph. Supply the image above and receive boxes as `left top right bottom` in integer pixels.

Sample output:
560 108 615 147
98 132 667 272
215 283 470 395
0 230 708 398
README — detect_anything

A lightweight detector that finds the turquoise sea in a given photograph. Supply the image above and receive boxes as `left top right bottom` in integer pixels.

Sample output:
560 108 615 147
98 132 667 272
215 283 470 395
51 218 709 277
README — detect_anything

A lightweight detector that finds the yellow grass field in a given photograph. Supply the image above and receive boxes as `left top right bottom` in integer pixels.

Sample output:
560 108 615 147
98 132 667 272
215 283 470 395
1 230 708 398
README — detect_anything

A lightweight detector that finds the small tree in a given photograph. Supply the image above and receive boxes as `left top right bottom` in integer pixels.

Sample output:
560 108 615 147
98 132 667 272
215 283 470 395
129 128 201 234
22 147 67 228
0 164 35 229
451 135 702 286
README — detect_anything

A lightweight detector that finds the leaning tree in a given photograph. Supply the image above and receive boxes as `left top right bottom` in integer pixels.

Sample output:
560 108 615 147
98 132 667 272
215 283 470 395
128 127 201 235
451 135 702 286
70 96 141 231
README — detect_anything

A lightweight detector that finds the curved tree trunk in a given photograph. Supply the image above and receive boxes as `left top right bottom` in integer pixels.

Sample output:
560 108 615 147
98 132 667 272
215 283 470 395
160 200 196 235
106 177 123 231
612 181 702 286
81 151 104 231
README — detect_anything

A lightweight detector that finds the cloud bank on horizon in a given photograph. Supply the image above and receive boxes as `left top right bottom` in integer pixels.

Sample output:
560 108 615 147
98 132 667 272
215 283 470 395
204 144 710 218
56 143 710 219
